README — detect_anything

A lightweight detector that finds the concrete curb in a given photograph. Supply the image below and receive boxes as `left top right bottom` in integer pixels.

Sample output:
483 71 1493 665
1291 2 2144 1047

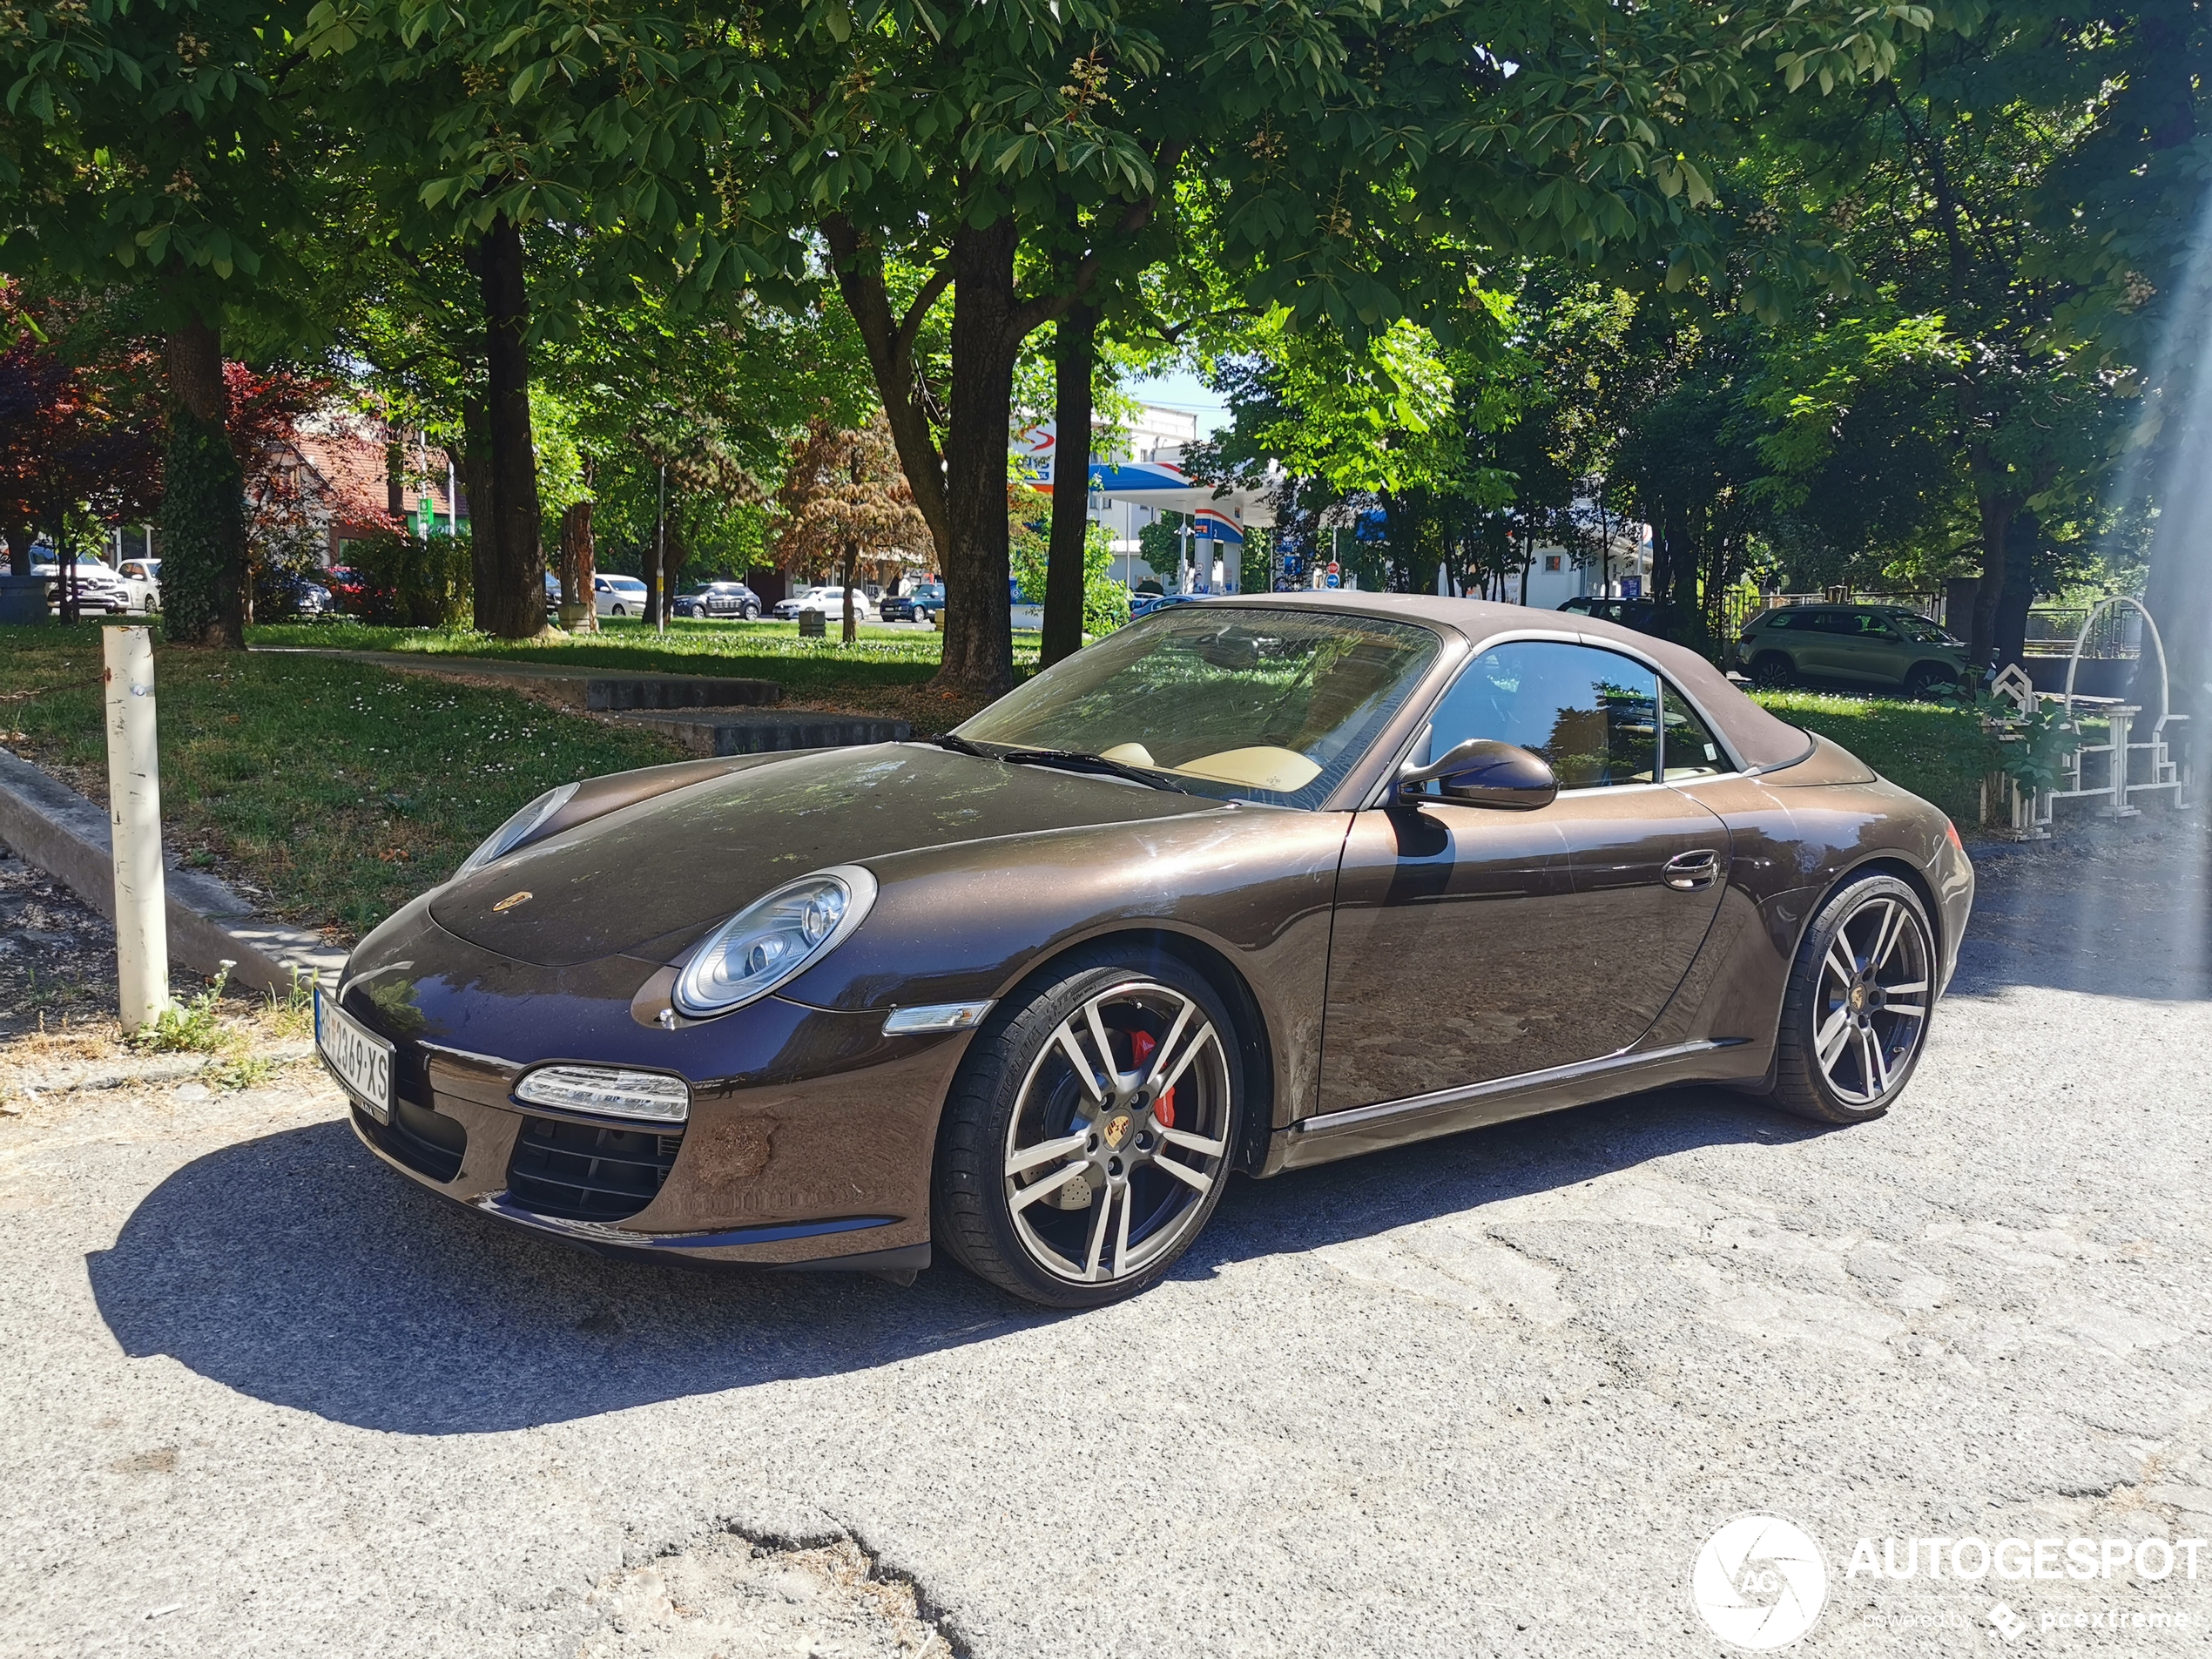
0 747 347 995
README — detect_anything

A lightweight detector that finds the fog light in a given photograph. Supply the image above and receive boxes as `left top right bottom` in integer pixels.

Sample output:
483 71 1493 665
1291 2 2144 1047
514 1065 690 1123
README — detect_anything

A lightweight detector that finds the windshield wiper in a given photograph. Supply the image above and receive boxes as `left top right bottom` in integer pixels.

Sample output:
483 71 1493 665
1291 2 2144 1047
1001 748 1189 793
927 732 996 759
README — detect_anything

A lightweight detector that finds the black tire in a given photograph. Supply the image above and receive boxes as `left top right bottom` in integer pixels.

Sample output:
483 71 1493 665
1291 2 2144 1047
1750 651 1796 691
1903 662 1955 699
744 603 760 620
610 604 627 617
934 948 1243 1308
1770 873 1936 1124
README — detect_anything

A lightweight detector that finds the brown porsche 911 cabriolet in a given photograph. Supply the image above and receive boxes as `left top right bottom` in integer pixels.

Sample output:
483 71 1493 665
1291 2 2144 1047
320 596 1973 1307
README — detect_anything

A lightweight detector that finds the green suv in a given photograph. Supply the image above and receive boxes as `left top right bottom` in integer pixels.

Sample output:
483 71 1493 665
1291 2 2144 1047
1737 605 1973 696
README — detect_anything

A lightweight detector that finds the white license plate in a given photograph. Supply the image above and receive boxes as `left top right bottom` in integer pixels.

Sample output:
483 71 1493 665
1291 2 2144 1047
316 986 394 1122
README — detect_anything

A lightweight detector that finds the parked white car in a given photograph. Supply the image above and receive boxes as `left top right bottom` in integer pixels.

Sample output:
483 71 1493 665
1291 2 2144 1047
772 586 873 622
30 556 129 613
116 556 161 612
594 574 650 617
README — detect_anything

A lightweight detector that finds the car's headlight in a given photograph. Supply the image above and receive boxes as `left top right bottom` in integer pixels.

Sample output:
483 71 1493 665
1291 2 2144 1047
456 782 580 877
673 866 878 1018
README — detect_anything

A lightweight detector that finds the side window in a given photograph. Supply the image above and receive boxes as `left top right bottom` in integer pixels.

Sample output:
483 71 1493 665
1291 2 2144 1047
1426 642 1661 789
1661 684 1734 780
1761 610 1794 631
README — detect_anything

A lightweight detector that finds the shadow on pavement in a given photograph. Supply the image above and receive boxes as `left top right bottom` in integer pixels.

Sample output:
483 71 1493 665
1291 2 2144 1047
1948 816 2210 1002
86 1087 1793 1435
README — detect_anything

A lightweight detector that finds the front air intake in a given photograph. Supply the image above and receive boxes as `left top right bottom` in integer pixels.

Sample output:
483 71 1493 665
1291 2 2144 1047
504 1115 683 1223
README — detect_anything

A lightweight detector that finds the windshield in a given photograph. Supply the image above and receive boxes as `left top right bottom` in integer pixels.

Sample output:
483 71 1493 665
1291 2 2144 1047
1892 614 1959 645
957 606 1441 808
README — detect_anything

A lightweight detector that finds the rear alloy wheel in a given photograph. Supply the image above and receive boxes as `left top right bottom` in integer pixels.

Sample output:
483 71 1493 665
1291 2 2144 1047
935 955 1240 1307
1750 651 1796 691
1903 662 1955 698
744 603 760 620
1770 873 1934 1123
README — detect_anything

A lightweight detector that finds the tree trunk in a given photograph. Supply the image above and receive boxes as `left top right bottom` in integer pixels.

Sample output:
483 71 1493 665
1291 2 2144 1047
1042 305 1096 666
456 407 496 626
820 215 953 564
2139 412 2211 714
1965 451 2015 678
472 213 546 638
56 510 78 624
660 511 690 625
2130 30 2208 715
1649 505 1676 623
385 430 407 523
158 312 246 648
937 220 1022 698
841 538 860 644
558 499 594 628
1993 508 2039 672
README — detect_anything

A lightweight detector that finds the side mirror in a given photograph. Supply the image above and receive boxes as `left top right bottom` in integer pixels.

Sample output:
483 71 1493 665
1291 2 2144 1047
1398 738 1559 811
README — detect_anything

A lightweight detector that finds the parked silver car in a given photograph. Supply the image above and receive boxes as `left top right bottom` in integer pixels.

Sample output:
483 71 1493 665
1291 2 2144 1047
31 556 130 613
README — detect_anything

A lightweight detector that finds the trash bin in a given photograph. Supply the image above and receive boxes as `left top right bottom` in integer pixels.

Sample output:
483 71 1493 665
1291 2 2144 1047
798 608 826 638
0 574 54 625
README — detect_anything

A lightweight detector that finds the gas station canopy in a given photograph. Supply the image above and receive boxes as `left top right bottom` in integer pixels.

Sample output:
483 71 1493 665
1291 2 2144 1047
1014 423 1273 543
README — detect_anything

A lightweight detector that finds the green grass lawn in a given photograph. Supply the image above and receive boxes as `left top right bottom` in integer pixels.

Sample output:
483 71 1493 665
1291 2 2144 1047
249 616 1042 709
2 623 683 939
1750 690 2000 827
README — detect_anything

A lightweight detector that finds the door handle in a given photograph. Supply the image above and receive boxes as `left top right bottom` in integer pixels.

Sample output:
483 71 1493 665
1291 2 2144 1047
1664 849 1722 891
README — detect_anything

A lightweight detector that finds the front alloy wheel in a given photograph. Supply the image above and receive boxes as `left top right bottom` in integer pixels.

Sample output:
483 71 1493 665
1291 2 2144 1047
1771 873 1934 1123
935 954 1239 1306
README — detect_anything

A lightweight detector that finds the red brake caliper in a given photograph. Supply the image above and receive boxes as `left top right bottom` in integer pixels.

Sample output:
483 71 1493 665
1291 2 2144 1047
1128 1029 1176 1128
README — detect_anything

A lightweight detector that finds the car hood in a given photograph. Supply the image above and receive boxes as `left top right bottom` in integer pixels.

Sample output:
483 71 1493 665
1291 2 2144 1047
428 743 1217 967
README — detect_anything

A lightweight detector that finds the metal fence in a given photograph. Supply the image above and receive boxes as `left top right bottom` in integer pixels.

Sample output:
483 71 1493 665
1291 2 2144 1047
2022 606 2140 658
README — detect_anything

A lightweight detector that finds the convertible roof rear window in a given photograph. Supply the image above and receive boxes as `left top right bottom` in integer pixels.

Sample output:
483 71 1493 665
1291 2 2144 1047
958 608 1442 808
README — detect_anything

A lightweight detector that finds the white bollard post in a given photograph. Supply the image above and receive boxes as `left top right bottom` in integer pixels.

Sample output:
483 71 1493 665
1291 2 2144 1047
102 625 169 1031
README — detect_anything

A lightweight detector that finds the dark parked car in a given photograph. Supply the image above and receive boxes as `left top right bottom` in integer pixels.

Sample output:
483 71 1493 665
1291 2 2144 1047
1559 595 1660 635
880 581 945 622
674 581 763 620
320 596 1972 1308
1737 605 1971 696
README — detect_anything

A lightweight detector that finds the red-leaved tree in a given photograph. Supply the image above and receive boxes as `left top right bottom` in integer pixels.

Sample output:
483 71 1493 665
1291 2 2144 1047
0 287 163 597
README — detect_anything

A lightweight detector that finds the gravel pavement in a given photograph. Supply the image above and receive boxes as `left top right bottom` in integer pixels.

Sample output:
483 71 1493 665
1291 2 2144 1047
2 812 2208 1658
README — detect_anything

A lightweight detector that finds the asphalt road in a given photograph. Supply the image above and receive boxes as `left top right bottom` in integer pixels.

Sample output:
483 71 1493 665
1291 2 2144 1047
3 811 2208 1659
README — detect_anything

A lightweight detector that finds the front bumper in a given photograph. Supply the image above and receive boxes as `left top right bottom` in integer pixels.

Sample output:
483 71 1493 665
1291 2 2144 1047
327 898 974 1271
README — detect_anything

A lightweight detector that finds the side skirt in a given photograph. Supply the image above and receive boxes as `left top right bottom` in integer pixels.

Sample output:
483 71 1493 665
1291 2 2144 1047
1271 1038 1752 1172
